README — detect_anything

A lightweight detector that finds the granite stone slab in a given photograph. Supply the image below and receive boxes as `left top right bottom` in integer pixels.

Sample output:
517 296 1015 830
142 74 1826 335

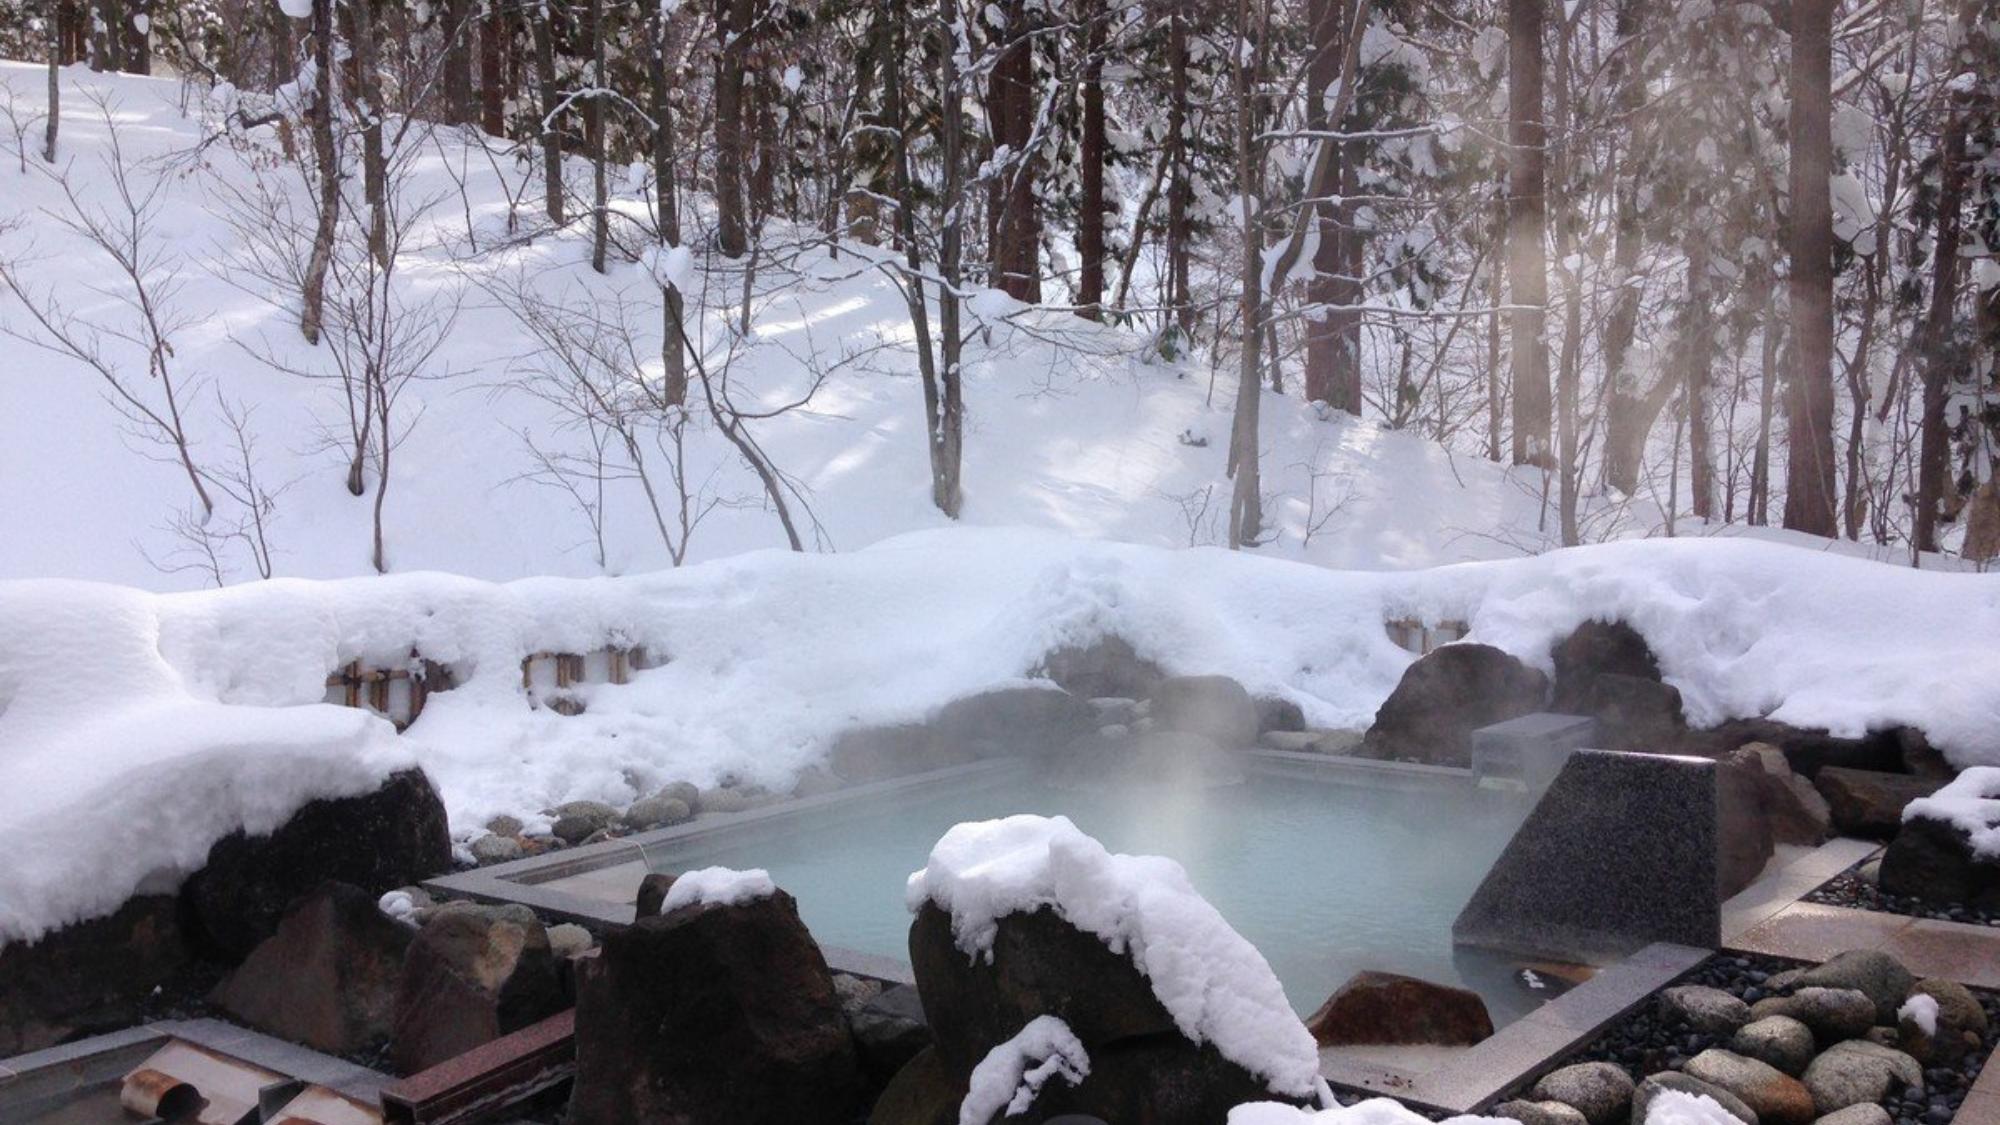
1454 750 1721 962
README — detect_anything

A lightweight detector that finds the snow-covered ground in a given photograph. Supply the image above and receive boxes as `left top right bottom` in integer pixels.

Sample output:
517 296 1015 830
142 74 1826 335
0 62 1946 591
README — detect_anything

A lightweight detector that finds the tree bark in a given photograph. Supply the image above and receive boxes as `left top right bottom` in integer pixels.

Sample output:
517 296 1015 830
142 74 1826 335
1075 3 1106 319
1782 0 1838 536
532 5 563 224
43 9 59 163
1302 0 1360 413
442 0 475 125
651 0 687 405
1506 0 1550 467
1598 0 1649 494
1913 113 1968 553
1227 0 1264 548
348 0 388 267
480 2 506 135
714 0 751 257
1685 239 1714 521
587 0 608 272
1165 2 1192 341
300 0 339 346
987 0 1041 302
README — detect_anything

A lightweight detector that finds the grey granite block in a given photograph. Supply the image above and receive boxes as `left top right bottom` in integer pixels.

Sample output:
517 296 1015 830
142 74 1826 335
1471 713 1598 790
1454 750 1722 963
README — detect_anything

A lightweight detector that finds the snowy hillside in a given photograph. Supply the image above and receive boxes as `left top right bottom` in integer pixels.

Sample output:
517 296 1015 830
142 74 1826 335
0 62 1930 591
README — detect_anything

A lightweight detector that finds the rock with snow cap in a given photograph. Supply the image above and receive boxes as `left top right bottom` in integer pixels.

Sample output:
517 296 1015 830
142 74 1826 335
567 879 859 1125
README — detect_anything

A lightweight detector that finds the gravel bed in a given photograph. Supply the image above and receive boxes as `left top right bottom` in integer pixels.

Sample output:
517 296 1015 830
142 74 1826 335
1805 868 2000 928
1557 953 2000 1125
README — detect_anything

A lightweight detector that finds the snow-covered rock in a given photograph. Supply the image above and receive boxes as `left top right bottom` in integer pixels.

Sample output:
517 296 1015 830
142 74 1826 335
908 813 1321 1099
659 866 777 914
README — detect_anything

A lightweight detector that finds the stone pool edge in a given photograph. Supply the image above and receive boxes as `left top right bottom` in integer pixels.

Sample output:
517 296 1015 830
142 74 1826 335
1321 835 1882 1114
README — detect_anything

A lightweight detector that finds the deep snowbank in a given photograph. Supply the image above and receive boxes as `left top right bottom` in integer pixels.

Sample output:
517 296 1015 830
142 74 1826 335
3 527 1997 943
0 580 415 944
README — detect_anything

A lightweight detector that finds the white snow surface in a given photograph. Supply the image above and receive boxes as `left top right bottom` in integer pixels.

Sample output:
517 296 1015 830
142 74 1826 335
1 62 1969 595
958 1015 1090 1125
1899 993 1940 1036
1228 1096 1510 1125
1643 1090 1754 1125
0 580 416 946
1904 767 2000 858
658 865 777 914
907 813 1322 1098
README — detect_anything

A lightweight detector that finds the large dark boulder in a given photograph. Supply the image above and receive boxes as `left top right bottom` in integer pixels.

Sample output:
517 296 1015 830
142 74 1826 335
1359 644 1549 767
906 901 1307 1122
1812 768 1942 840
1006 1038 1298 1124
848 983 934 1089
1723 745 1832 847
830 724 976 784
1881 816 2000 909
1550 620 1662 712
1676 721 1911 780
1036 636 1166 700
567 887 860 1125
391 904 566 1073
931 687 1098 759
868 1047 960 1125
181 768 451 962
1717 754 1778 897
210 881 411 1056
1149 675 1259 748
908 902 1176 1079
1581 673 1686 753
1305 970 1494 1047
0 895 194 1056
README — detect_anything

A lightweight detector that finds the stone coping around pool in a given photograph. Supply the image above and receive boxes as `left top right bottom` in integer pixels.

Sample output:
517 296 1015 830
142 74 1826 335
424 748 1487 986
0 1016 395 1111
1319 834 1895 1114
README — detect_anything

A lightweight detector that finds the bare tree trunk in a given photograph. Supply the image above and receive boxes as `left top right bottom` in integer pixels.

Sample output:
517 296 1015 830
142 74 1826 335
442 0 474 125
1783 0 1838 536
1750 275 1781 525
1913 112 1968 553
300 0 339 346
750 77 778 227
122 0 149 73
348 0 388 267
1226 0 1264 548
43 10 59 163
587 0 608 272
714 0 751 257
1598 0 1648 493
480 2 506 135
1075 2 1106 319
1301 0 1353 411
651 0 687 405
1487 175 1504 461
532 5 563 224
1506 0 1550 468
89 0 122 71
933 0 965 512
1165 3 1192 341
988 0 1041 302
1686 239 1714 521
